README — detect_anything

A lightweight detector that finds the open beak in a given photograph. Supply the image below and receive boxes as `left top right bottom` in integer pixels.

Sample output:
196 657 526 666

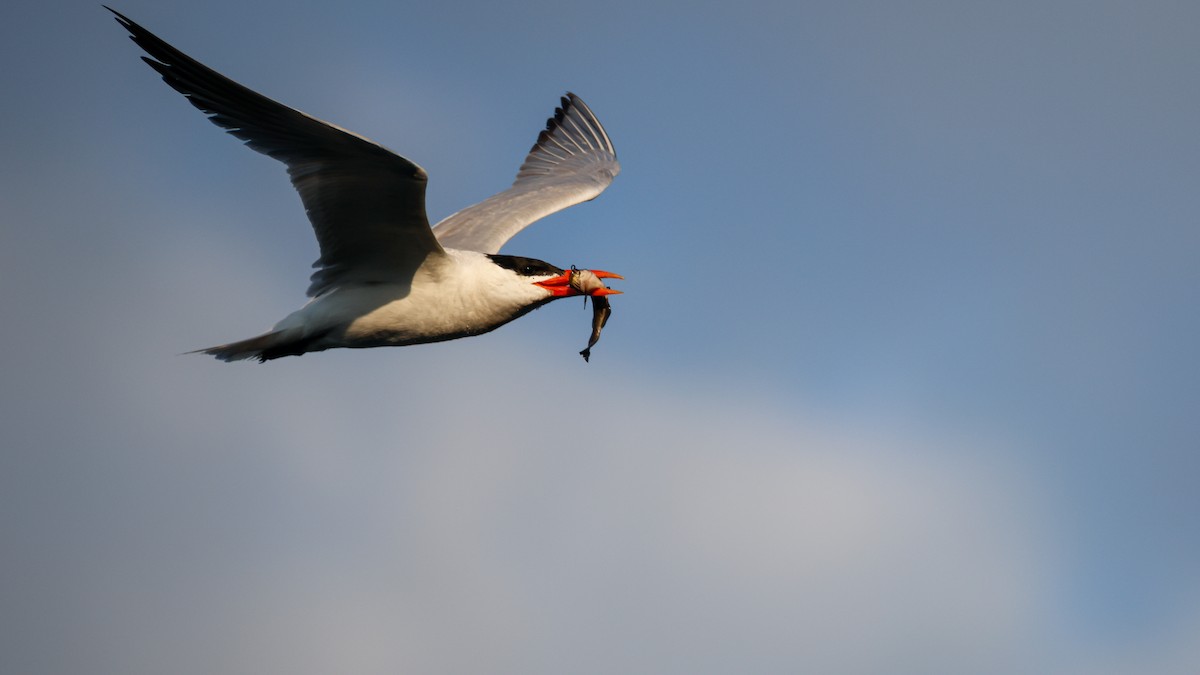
535 269 624 297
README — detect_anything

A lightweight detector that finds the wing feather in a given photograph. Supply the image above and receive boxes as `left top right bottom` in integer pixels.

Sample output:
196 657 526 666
108 7 444 297
432 93 619 254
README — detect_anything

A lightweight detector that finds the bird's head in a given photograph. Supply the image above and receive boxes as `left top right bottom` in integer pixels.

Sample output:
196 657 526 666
489 254 622 298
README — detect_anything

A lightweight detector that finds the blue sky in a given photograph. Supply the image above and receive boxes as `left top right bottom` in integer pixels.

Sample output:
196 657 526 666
3 1 1198 673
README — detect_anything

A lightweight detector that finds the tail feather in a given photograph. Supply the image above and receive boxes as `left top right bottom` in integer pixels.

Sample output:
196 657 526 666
190 328 309 362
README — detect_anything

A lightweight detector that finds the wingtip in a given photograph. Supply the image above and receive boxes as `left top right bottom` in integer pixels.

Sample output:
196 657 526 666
103 5 133 28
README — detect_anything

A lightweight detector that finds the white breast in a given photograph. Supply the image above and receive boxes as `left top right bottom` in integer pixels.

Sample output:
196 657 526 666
271 249 549 349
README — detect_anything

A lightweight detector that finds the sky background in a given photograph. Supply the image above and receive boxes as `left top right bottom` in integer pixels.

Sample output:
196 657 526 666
3 1 1198 673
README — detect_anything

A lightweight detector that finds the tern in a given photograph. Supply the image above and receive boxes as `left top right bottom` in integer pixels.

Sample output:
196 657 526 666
108 8 623 362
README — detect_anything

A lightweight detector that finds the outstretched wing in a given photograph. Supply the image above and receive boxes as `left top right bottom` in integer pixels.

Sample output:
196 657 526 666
108 7 445 297
432 93 620 254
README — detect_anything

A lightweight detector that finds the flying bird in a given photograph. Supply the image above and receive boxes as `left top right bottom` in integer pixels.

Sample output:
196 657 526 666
107 7 623 362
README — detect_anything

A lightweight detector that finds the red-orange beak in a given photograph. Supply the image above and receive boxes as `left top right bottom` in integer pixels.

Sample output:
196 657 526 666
534 269 624 297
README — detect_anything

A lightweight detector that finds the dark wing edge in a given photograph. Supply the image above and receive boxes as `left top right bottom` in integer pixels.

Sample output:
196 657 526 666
515 92 618 184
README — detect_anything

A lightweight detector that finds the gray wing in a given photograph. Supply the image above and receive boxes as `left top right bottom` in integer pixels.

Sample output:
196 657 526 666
432 93 619 254
109 7 445 297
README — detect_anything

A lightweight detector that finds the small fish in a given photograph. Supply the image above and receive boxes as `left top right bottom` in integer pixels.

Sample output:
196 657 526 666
570 268 618 362
579 296 612 362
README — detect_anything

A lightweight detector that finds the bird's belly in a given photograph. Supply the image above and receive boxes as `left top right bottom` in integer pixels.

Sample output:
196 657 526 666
302 284 529 349
343 304 514 346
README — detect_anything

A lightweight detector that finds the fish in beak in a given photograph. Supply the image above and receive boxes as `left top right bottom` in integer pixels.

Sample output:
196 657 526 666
534 268 623 297
533 268 623 361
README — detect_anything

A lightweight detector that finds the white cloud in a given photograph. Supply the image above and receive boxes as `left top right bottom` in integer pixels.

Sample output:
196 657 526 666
0 217 1151 672
13 275 1066 675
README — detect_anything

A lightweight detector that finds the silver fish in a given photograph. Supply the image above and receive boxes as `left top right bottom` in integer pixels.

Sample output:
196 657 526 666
570 268 620 362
